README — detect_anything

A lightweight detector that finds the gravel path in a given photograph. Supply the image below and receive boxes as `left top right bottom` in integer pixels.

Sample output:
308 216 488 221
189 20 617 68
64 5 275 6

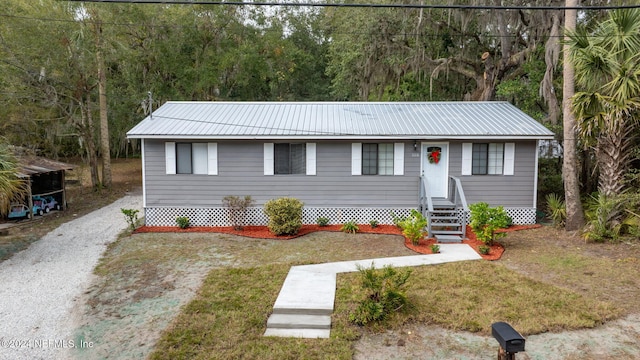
0 195 142 360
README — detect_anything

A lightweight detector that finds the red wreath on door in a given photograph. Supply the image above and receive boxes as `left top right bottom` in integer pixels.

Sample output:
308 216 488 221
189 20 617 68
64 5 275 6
428 148 441 164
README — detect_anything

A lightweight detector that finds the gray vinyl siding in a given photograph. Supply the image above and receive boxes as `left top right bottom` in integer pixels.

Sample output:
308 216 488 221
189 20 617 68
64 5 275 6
144 139 421 208
143 139 537 209
448 140 536 207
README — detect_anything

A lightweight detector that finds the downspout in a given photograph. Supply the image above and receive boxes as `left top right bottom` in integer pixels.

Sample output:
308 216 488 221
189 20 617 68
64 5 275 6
533 140 540 211
141 139 147 213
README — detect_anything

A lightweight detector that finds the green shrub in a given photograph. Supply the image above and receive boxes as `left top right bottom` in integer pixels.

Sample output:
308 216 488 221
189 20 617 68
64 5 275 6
176 216 190 229
349 263 412 326
317 217 330 227
222 195 255 230
478 245 490 255
369 220 379 228
545 193 566 228
341 221 359 234
263 197 303 235
469 202 511 246
121 208 139 231
430 244 440 253
398 209 427 245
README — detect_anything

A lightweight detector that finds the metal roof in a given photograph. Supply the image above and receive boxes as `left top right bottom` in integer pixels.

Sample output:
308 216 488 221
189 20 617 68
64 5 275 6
126 101 555 140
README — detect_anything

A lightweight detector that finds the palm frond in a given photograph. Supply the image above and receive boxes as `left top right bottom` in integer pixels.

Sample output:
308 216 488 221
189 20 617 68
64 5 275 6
0 141 29 216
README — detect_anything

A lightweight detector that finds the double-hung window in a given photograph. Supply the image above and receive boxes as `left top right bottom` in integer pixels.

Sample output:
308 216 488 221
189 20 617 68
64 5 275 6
352 142 404 176
472 143 504 175
274 143 306 175
165 142 217 175
176 143 209 174
362 143 394 175
264 143 315 176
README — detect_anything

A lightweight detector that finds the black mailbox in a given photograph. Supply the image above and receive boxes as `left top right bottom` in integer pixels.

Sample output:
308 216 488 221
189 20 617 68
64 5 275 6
491 322 525 353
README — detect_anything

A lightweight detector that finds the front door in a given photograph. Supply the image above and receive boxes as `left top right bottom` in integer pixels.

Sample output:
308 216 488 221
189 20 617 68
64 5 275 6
421 142 449 198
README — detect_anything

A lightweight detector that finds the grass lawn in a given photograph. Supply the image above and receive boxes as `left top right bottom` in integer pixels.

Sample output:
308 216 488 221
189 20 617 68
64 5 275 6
147 251 620 360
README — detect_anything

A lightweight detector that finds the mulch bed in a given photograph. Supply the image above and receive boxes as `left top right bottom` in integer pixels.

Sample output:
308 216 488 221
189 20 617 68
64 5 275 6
133 223 542 261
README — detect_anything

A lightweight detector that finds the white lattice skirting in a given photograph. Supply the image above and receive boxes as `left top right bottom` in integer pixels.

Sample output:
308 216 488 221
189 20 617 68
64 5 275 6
143 206 537 227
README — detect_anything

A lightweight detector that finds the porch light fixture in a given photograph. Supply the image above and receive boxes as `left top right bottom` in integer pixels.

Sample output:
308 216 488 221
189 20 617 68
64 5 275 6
413 141 418 151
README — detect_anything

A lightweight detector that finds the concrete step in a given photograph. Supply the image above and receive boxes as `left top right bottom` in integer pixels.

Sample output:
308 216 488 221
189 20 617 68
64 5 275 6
435 234 463 243
267 314 331 329
264 328 330 339
272 269 336 316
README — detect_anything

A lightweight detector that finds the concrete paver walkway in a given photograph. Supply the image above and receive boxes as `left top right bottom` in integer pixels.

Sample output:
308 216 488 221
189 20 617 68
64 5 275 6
264 244 482 338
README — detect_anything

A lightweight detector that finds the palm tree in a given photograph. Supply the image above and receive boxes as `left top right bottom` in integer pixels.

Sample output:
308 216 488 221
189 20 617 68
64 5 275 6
0 141 28 216
567 9 640 197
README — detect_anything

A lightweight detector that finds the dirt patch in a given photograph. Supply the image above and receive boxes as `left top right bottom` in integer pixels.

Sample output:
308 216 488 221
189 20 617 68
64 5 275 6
354 314 640 360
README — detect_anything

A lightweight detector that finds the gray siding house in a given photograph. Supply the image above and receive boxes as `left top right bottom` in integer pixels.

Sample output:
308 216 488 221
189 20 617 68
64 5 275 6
127 101 554 232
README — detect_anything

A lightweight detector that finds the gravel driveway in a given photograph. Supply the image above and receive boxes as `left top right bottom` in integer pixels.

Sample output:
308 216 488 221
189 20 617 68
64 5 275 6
0 195 142 360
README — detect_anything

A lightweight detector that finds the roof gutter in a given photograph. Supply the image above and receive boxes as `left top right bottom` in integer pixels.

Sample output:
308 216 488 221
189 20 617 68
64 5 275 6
126 134 555 141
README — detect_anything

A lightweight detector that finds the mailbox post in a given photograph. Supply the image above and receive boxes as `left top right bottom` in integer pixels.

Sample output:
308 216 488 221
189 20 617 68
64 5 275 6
491 322 525 360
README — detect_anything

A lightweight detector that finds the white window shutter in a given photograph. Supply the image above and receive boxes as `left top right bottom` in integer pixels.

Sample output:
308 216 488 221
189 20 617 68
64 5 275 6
165 142 176 175
504 142 515 175
461 143 472 175
207 143 218 175
393 143 404 175
306 143 316 175
264 143 274 175
351 143 362 175
192 143 208 174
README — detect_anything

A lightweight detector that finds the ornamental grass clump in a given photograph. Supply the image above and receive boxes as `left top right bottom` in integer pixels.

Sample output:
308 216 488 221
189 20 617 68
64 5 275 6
341 221 359 234
263 197 303 235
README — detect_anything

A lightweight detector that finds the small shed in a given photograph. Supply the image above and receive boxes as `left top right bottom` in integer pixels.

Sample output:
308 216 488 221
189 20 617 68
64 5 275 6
16 153 74 211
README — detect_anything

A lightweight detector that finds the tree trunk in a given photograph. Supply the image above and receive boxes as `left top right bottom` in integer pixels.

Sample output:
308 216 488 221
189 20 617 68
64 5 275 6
93 13 112 187
81 96 100 188
597 120 633 197
562 0 585 231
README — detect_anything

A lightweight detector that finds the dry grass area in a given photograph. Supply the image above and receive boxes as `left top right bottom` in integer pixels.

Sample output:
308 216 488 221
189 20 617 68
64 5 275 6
0 158 142 262
500 227 640 315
